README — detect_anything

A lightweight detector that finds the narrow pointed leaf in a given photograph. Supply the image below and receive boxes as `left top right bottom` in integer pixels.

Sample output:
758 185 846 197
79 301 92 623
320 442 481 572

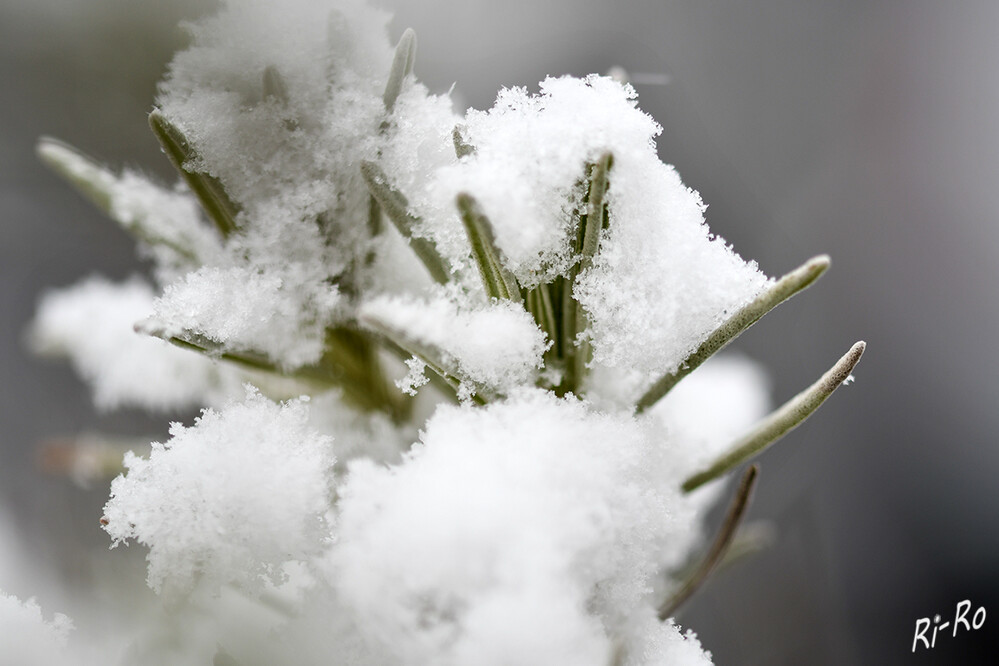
456 192 521 302
360 160 450 284
149 109 241 237
525 283 558 347
140 323 408 419
37 137 202 263
36 137 115 214
659 465 758 620
682 341 866 493
579 152 613 272
358 310 488 405
636 255 832 413
558 154 614 394
383 28 417 111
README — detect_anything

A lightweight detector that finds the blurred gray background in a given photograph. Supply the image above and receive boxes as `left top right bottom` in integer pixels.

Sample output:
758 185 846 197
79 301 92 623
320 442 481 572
2 1 997 663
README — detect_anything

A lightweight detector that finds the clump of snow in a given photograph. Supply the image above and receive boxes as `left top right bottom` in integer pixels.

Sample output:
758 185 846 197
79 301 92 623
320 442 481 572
332 390 699 662
30 276 241 411
644 353 772 559
103 388 336 593
401 74 769 383
411 75 661 287
149 266 341 369
360 292 549 396
622 615 713 666
142 0 436 368
0 592 73 666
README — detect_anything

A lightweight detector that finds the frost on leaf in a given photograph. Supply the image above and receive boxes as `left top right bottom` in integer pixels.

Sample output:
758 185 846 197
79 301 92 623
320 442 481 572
102 388 336 594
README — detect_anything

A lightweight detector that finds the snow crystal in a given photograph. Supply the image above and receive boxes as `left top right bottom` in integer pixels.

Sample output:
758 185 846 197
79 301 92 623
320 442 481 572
333 390 697 661
103 388 336 593
396 356 429 396
0 592 72 666
30 276 241 411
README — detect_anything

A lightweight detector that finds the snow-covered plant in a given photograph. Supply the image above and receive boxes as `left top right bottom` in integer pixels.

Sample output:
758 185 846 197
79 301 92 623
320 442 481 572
12 0 865 663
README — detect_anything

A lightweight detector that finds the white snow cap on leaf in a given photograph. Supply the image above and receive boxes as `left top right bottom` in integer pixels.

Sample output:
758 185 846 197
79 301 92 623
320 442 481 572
149 265 341 369
333 390 700 664
0 592 73 666
414 74 769 381
30 276 240 411
360 292 549 396
103 388 336 594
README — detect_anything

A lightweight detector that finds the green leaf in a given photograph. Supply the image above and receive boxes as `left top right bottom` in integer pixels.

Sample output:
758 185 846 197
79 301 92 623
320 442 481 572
636 255 832 413
681 341 866 493
37 137 201 263
525 283 558 350
558 153 613 394
148 109 241 238
383 28 417 112
659 465 758 620
360 160 450 284
456 192 521 302
36 137 115 214
141 322 409 420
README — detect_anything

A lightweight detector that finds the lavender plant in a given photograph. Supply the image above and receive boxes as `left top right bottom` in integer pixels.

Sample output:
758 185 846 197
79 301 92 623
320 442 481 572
10 0 864 663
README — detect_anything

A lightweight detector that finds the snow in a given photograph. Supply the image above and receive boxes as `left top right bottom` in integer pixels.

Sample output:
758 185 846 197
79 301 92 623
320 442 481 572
30 276 240 411
0 592 72 666
360 291 549 397
21 0 797 663
148 265 342 369
333 390 704 662
103 388 337 594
